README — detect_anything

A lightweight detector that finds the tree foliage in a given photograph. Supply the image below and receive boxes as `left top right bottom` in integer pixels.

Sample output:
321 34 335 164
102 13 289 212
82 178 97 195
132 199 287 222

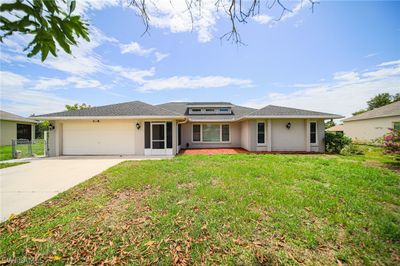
353 92 400 116
325 119 335 129
65 103 91 111
0 0 89 61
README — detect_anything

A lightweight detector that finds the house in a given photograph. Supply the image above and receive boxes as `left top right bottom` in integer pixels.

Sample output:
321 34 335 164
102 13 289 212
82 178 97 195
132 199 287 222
32 101 342 156
0 110 37 146
343 101 400 142
326 124 344 134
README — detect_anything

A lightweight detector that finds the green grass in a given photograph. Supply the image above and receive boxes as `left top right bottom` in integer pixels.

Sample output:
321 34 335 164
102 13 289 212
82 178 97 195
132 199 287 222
0 139 45 161
350 144 400 171
0 153 399 265
0 162 29 169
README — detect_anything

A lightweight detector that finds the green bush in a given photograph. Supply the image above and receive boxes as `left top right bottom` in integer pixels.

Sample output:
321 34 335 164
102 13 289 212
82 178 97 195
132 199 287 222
325 132 352 153
340 144 365 156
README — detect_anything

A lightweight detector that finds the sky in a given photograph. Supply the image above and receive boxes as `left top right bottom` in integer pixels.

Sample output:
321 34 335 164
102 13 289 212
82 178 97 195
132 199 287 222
0 0 399 118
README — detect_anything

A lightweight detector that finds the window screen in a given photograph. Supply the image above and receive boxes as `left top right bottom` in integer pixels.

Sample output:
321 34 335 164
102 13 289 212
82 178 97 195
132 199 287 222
166 122 172 148
193 124 201 141
178 124 182 145
257 123 265 144
310 122 317 144
222 125 230 142
394 122 400 131
202 124 220 142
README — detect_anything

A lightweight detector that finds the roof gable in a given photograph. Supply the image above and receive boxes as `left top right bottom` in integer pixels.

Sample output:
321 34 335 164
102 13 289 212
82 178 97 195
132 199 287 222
344 101 400 122
0 110 37 123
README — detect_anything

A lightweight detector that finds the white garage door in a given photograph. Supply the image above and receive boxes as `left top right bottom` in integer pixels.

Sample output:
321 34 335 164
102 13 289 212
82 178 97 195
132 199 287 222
63 121 135 155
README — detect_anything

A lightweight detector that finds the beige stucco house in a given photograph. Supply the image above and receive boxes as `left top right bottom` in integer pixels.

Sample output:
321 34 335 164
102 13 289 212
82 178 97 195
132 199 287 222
32 101 342 157
343 101 400 142
0 110 37 146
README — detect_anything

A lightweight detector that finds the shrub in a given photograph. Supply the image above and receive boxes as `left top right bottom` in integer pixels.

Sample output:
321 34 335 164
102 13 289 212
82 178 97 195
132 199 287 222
340 144 364 156
383 129 400 156
325 132 352 153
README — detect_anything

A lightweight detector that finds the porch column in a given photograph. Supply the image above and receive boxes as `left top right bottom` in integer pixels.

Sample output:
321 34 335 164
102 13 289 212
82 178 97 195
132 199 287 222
267 119 272 152
172 121 177 155
306 119 311 152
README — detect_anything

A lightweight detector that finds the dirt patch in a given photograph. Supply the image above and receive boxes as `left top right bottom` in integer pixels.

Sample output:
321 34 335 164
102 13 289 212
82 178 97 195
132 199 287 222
177 182 197 189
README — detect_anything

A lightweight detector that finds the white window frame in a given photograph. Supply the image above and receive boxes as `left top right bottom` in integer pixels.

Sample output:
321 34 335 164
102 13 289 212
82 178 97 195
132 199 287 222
192 124 230 143
256 121 267 146
310 121 318 145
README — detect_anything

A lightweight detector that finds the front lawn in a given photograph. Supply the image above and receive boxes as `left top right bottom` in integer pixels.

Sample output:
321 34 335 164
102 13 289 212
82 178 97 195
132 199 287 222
0 162 29 169
1 154 399 265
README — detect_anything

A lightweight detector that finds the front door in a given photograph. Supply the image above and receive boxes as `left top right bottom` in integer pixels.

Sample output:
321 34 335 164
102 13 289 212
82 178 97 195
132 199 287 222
144 122 173 155
151 123 166 155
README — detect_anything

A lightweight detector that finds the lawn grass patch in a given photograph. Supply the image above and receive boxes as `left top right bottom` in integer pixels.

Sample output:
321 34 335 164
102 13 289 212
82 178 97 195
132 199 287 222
0 154 399 265
0 162 29 169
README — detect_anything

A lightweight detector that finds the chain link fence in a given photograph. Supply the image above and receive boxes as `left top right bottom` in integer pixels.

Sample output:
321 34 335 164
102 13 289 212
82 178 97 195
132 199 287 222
11 139 47 159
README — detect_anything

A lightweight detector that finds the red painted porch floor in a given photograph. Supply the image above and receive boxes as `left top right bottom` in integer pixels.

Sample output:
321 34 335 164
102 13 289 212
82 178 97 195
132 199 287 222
179 148 324 155
179 148 249 155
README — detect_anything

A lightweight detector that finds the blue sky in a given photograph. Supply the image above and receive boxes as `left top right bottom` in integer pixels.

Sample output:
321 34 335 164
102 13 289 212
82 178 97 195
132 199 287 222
1 0 399 117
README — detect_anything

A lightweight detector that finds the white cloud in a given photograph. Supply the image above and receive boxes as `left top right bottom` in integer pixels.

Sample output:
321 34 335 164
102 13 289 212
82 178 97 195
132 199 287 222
137 75 252 92
33 76 102 90
378 59 400 67
0 71 74 116
242 59 400 118
109 66 155 83
155 52 169 62
333 71 360 82
120 42 155 56
252 15 273 25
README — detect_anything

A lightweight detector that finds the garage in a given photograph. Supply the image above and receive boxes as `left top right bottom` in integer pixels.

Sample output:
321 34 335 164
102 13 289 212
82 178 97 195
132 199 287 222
62 120 135 155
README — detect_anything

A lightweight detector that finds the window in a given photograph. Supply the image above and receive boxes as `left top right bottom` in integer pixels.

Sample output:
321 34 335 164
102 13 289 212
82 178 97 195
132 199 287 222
222 125 230 141
220 108 229 112
193 124 201 142
192 124 230 142
202 124 220 142
191 108 201 112
310 122 317 144
17 124 31 140
152 124 165 149
394 122 400 131
178 124 182 145
205 108 215 112
257 122 265 145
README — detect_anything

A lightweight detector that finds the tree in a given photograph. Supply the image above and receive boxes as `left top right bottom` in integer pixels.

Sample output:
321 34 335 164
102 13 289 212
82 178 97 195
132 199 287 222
352 109 367 116
366 93 392 110
1 0 317 61
65 103 91 111
325 119 335 129
0 0 89 61
393 93 400 102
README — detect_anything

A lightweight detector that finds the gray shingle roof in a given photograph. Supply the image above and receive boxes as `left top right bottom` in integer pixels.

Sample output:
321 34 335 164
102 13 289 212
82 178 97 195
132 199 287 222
246 105 342 118
343 101 400 122
32 101 343 120
0 110 37 123
157 102 256 121
33 101 182 118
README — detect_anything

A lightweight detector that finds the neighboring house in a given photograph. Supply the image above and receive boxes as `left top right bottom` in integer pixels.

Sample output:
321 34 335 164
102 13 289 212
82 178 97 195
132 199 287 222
326 124 344 134
32 101 342 156
0 110 37 146
343 101 400 142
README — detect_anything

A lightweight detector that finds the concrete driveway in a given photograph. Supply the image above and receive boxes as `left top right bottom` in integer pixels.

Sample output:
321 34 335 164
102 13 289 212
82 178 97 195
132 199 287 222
0 157 126 222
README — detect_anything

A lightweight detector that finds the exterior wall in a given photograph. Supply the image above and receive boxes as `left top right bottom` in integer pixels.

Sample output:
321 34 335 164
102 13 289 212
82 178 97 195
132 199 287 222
0 120 35 146
181 122 241 149
343 116 400 142
47 119 175 156
271 119 307 151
